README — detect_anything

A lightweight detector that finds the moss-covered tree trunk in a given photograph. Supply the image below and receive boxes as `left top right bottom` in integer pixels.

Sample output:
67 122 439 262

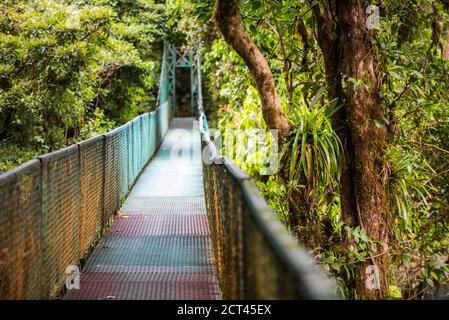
311 0 359 229
337 0 390 299
311 0 390 299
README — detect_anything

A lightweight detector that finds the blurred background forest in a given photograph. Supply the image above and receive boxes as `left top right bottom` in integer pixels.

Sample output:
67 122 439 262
0 0 167 170
1 0 448 299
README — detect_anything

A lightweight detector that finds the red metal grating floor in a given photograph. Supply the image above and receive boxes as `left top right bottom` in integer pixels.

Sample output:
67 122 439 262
64 118 221 300
108 215 210 237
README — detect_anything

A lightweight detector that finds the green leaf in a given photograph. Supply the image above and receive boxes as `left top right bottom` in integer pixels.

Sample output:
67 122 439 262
388 285 402 299
374 119 384 128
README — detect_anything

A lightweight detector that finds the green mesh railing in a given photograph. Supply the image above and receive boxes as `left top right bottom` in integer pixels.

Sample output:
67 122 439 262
192 47 337 299
0 44 172 300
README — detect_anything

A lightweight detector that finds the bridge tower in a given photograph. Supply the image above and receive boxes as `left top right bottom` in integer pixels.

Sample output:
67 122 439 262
161 42 200 117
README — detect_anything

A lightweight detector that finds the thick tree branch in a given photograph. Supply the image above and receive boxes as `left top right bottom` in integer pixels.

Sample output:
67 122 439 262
215 0 290 139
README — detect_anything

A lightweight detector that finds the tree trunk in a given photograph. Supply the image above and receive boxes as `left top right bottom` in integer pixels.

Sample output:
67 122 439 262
310 1 359 294
311 1 358 229
310 0 390 299
215 0 290 140
337 0 390 299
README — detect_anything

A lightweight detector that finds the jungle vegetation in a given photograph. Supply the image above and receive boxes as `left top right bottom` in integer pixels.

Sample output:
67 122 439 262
1 0 448 299
0 0 166 171
185 0 449 299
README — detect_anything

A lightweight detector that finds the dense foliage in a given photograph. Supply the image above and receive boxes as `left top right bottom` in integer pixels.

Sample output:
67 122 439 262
1 0 448 300
178 0 449 299
0 0 166 171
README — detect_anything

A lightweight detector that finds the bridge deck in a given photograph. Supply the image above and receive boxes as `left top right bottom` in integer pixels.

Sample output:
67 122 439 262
65 118 221 300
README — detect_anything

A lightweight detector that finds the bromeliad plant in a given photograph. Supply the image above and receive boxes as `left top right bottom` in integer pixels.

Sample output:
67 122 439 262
285 98 342 219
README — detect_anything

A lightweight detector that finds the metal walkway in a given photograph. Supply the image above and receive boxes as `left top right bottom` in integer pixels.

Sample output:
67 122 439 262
65 118 221 300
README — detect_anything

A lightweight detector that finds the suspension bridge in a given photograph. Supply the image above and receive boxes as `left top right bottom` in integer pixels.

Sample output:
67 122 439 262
0 43 334 300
